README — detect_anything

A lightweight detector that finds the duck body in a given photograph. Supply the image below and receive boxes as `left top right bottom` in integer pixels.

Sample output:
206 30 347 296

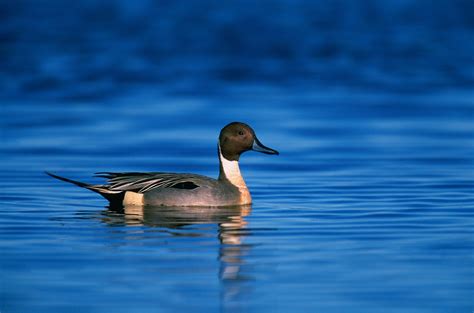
47 122 278 207
139 176 247 207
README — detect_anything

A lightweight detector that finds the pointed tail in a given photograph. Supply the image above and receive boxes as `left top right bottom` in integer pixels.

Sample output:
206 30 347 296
46 171 93 189
45 172 124 204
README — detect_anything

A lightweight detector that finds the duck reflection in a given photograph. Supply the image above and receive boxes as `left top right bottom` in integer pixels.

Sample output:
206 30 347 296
102 204 252 281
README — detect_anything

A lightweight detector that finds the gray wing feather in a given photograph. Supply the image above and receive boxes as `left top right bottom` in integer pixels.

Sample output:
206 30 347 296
95 172 214 193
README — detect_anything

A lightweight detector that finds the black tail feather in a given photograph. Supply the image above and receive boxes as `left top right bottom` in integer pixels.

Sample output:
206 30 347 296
45 171 92 189
45 172 125 205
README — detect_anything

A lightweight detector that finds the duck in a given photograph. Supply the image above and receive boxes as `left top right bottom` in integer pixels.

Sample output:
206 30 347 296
47 122 279 207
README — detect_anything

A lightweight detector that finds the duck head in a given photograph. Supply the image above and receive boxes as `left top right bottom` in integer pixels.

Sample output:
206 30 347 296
219 122 279 161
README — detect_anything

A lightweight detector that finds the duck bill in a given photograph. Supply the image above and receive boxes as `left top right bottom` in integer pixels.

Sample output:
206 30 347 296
252 137 279 155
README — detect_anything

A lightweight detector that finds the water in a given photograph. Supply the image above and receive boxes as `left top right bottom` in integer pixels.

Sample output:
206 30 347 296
1 1 474 313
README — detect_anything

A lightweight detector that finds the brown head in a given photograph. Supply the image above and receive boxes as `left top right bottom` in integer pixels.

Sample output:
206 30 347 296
218 122 279 161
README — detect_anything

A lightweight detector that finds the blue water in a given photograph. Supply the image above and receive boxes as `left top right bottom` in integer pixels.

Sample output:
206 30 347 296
1 1 474 313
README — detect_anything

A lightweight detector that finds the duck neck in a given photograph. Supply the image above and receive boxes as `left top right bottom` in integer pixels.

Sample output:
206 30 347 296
218 144 248 189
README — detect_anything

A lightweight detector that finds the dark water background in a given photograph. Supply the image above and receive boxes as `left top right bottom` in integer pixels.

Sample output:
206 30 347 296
1 1 473 312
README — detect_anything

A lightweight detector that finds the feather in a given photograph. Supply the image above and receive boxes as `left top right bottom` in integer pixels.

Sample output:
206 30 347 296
94 172 204 193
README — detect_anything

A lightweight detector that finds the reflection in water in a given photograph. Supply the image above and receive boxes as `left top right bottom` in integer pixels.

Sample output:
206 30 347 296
218 213 253 313
103 204 250 231
101 204 252 310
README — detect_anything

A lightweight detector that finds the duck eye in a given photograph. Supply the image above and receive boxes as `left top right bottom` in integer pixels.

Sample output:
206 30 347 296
238 131 244 136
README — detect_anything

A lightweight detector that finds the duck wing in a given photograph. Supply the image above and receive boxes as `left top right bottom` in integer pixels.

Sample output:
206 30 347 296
95 172 214 193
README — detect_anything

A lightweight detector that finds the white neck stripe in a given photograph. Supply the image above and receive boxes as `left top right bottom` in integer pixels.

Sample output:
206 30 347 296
218 145 247 189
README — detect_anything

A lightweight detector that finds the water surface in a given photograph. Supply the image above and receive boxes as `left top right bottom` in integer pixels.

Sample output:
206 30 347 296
1 1 474 312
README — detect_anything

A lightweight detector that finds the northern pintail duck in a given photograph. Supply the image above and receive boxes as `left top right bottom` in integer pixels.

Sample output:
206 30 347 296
47 122 279 207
